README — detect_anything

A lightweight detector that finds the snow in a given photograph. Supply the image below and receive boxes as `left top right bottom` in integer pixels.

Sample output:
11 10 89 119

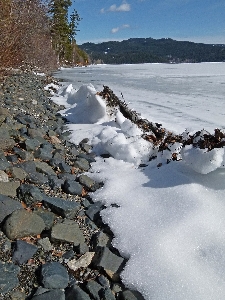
50 63 225 300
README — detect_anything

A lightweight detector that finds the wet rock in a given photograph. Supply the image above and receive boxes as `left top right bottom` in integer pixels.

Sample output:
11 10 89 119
0 194 22 224
43 196 80 219
51 219 85 245
0 261 20 294
0 181 20 197
3 209 45 240
65 284 91 300
92 247 125 281
12 240 38 264
62 179 83 196
41 262 69 289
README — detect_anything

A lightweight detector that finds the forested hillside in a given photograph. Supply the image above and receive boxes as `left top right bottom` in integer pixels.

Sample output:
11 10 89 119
0 0 87 74
80 38 225 64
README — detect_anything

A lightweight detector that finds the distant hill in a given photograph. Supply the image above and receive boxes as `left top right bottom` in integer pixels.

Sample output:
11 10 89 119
79 38 225 64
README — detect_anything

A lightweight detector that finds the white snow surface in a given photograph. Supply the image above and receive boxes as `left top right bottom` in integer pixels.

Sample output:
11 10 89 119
51 63 225 300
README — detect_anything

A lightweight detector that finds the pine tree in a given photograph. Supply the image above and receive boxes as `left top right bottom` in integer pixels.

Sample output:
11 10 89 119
49 0 81 64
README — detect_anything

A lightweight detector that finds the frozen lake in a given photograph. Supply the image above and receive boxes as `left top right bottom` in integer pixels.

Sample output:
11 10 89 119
54 62 225 134
51 62 225 300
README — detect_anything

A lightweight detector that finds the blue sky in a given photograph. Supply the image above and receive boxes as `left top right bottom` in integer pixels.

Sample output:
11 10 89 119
69 0 225 45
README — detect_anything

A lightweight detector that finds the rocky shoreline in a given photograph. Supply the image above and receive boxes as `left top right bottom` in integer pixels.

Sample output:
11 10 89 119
0 71 144 300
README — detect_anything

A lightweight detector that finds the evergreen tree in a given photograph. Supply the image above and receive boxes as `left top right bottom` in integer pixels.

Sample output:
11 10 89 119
49 0 81 63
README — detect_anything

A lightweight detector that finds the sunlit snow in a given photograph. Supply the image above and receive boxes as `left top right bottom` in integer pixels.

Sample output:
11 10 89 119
51 62 225 300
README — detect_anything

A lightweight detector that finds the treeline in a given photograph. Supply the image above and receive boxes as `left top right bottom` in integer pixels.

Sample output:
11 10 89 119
80 38 225 64
0 0 88 73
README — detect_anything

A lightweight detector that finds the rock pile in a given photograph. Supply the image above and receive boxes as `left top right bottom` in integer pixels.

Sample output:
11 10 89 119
0 72 144 300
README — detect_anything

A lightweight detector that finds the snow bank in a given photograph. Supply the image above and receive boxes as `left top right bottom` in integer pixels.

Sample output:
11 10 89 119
50 70 225 300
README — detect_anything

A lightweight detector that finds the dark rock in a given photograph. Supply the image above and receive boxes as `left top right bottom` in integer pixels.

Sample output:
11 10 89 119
34 147 53 161
12 240 38 264
92 247 125 281
17 161 36 174
58 173 76 181
84 217 98 231
33 208 55 230
3 209 45 240
0 150 11 170
62 179 83 196
62 249 75 260
0 127 15 151
73 158 90 171
99 288 116 300
118 290 145 300
24 138 41 151
17 184 43 205
51 219 85 245
78 153 96 163
41 262 69 289
6 154 18 163
27 171 48 184
48 175 64 189
13 146 33 161
34 161 56 176
0 181 20 197
91 231 111 249
78 175 102 192
27 128 46 138
6 166 27 180
0 194 22 224
85 202 104 222
37 237 52 251
43 196 80 219
73 242 89 255
31 288 65 300
49 158 71 173
85 280 102 300
80 143 92 153
69 147 79 156
0 261 20 294
65 284 91 300
9 290 26 300
97 275 110 289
